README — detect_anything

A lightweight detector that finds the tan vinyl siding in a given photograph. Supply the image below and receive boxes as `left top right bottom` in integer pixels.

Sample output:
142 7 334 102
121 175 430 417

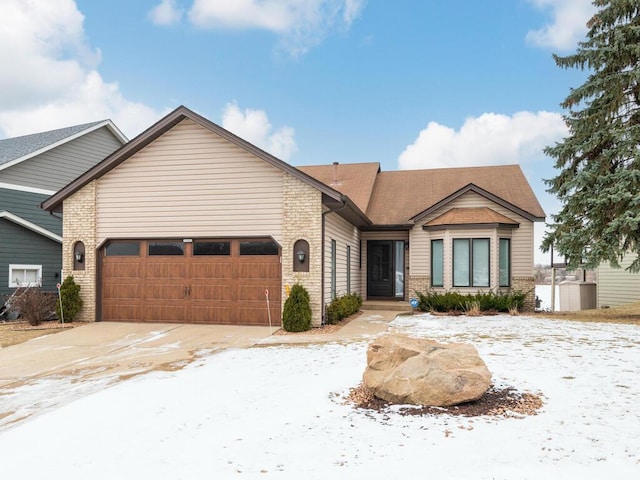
96 119 284 243
1 127 123 191
324 211 361 305
411 191 533 290
597 254 640 307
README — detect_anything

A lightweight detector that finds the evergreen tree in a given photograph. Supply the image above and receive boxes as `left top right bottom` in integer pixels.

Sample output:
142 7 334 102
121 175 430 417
542 0 640 271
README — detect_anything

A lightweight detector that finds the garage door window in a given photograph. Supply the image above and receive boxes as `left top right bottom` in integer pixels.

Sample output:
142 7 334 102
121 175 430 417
149 241 184 256
105 241 140 256
194 241 231 255
240 240 278 255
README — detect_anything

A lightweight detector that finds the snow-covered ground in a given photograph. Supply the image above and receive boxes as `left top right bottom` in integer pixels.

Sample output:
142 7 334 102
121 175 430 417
1 314 639 479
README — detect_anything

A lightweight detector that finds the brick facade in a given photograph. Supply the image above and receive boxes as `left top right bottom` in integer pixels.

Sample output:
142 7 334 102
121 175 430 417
282 173 324 326
408 275 430 299
62 180 98 322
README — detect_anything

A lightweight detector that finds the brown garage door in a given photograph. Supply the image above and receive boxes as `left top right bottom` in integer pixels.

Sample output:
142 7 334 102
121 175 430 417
101 238 281 325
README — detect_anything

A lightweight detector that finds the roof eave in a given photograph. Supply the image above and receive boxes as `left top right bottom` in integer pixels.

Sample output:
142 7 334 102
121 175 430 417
423 222 520 231
0 210 62 243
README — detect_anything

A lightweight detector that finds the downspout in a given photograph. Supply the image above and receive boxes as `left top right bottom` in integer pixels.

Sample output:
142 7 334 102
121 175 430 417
321 195 348 324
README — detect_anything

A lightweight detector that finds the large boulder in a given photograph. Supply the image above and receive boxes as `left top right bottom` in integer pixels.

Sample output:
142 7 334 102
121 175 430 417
363 333 491 407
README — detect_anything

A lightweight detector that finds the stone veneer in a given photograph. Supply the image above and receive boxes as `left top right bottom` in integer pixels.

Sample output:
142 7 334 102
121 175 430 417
282 173 324 326
512 276 536 311
407 275 430 300
62 180 98 322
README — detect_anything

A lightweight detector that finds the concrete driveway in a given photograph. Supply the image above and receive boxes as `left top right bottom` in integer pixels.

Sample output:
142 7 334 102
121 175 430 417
0 311 399 431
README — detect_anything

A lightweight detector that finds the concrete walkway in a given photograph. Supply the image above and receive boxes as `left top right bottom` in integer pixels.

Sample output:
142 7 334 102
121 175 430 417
0 309 405 430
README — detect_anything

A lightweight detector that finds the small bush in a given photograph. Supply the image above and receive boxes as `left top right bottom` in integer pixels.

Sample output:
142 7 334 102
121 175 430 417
9 287 56 326
56 276 83 322
416 289 526 314
282 284 312 332
325 292 363 325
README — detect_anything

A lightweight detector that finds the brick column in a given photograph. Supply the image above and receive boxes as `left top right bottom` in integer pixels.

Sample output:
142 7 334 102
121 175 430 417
62 181 97 322
282 174 323 326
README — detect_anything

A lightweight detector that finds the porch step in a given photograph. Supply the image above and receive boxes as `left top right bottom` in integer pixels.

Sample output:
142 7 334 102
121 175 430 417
362 301 413 312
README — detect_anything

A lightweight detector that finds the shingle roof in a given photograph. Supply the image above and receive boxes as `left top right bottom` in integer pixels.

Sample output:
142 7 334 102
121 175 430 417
0 120 106 167
364 165 545 225
297 162 380 213
425 207 520 228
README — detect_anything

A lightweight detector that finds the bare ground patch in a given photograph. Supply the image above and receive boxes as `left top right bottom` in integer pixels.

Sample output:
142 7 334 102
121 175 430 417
0 321 79 348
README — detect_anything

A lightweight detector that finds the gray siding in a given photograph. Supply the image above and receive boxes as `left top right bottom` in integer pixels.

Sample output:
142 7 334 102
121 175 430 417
0 127 123 191
0 188 61 236
597 254 640 307
0 219 61 297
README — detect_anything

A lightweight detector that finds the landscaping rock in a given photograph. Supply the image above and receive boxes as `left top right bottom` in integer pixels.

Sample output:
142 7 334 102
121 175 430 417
362 333 492 407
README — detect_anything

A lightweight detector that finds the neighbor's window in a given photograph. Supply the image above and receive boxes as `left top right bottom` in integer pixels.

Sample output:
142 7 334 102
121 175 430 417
453 238 490 287
239 240 279 255
9 264 42 288
194 241 230 256
499 238 511 287
148 241 184 256
431 239 444 287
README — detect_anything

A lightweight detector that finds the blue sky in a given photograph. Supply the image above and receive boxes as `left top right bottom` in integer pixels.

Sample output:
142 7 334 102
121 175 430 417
0 0 598 264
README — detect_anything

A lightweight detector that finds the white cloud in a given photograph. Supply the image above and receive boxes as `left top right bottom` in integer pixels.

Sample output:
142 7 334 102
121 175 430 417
222 102 297 161
0 0 164 139
148 0 184 26
398 111 567 170
185 0 366 56
526 0 596 50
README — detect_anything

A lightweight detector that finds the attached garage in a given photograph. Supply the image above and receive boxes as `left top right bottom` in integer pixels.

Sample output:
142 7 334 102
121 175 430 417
100 238 281 325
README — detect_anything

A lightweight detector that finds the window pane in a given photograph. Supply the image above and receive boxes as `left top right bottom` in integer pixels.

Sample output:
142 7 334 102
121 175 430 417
331 239 336 299
239 240 278 255
105 242 140 256
453 239 470 287
472 239 490 287
24 269 38 284
431 239 444 287
346 245 351 293
395 241 404 297
499 238 510 287
148 241 184 256
194 241 230 256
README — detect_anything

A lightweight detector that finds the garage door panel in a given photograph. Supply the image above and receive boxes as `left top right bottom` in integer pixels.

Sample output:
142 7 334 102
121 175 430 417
103 282 142 300
190 305 234 324
103 261 141 278
144 304 187 322
102 303 143 322
190 262 233 279
190 283 233 301
236 262 279 279
146 262 187 279
145 284 186 301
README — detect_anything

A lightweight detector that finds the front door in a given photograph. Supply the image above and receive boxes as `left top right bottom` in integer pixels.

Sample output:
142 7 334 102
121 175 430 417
367 240 405 299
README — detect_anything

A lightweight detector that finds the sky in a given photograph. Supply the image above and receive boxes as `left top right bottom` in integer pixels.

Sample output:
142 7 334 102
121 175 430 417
0 0 599 264
1 313 639 478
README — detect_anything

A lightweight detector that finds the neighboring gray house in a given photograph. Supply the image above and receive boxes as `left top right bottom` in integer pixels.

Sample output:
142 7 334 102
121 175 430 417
0 121 126 299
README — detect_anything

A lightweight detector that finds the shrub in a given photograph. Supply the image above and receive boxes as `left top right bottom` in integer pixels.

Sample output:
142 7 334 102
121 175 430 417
9 287 56 326
55 276 83 322
282 284 312 332
416 289 526 314
325 292 363 325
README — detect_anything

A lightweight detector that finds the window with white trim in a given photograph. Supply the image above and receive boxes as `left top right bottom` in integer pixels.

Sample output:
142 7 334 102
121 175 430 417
9 264 42 288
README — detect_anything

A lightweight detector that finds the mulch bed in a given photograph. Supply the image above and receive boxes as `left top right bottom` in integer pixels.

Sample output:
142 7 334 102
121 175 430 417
348 383 544 418
273 311 361 335
1 320 78 331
